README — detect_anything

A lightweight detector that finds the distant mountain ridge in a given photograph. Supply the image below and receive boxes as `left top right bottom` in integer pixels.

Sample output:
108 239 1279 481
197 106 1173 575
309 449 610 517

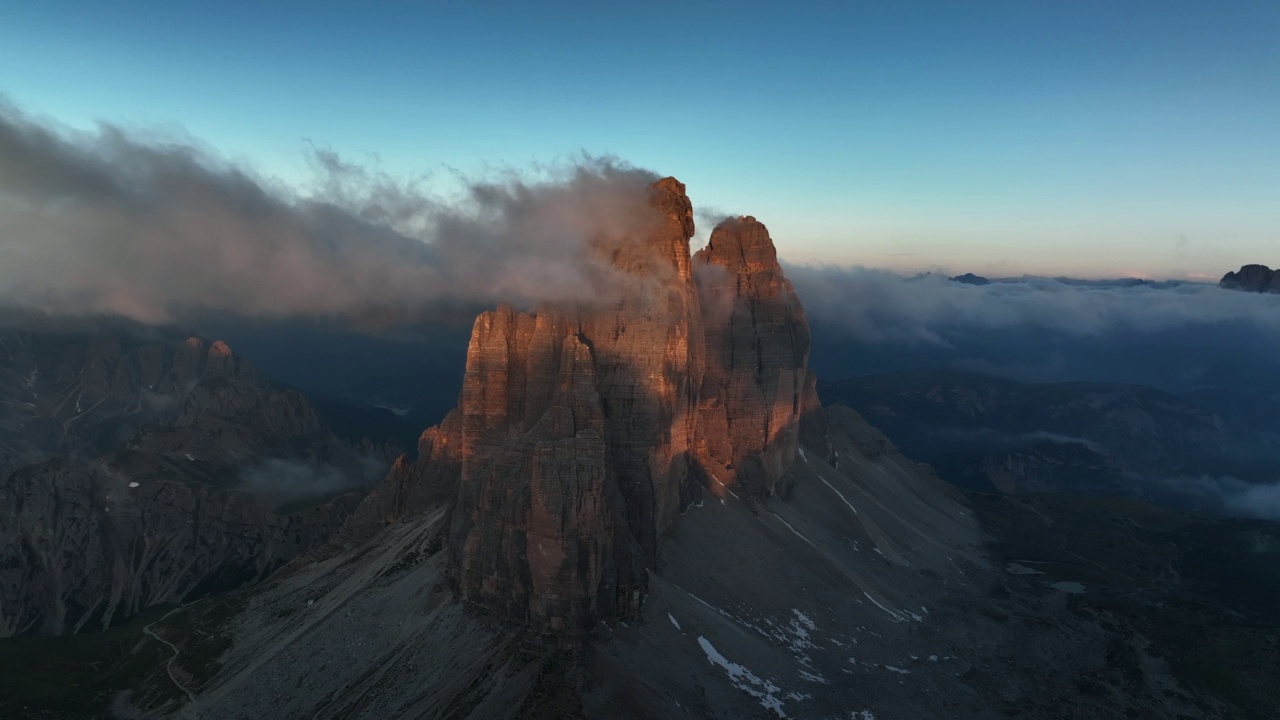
945 272 1195 289
820 367 1279 507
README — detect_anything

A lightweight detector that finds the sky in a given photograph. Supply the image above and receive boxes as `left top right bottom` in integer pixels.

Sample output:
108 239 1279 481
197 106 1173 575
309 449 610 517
1 0 1278 278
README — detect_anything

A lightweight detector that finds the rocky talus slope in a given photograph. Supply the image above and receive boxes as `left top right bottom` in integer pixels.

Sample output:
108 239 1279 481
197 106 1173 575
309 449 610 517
0 331 365 636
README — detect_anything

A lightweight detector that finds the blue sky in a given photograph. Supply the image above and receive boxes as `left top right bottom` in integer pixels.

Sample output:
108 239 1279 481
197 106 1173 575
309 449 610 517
2 0 1277 277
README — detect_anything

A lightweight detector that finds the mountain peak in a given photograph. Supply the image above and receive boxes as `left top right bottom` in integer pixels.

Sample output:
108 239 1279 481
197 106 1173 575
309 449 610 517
1220 263 1280 293
647 176 695 242
344 177 817 639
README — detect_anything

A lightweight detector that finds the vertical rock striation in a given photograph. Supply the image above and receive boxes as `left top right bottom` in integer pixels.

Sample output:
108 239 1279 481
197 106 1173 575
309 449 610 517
346 178 820 638
693 216 819 496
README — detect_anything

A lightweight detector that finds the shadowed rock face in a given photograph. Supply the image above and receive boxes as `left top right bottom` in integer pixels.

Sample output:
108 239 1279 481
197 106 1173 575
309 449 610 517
0 331 368 636
1 459 355 636
0 331 335 480
693 216 819 497
346 179 819 637
1220 263 1280 293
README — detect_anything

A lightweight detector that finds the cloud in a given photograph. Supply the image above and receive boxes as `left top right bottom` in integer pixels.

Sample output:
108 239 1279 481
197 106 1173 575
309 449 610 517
1161 475 1280 521
0 101 666 324
787 266 1280 346
922 426 1111 456
238 458 367 506
1222 481 1280 521
790 265 1280 391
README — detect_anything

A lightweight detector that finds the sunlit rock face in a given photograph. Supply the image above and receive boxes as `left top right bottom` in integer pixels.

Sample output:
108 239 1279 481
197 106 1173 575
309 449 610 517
347 177 819 638
693 216 819 497
449 177 705 636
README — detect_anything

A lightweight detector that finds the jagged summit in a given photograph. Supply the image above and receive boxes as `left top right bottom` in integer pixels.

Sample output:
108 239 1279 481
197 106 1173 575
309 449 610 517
344 177 816 638
693 215 817 497
1220 263 1280 293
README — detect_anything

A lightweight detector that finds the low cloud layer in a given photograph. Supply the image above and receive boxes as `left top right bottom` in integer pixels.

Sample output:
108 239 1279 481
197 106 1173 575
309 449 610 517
793 267 1280 391
1159 475 1280 521
238 457 383 506
0 102 663 324
788 267 1280 345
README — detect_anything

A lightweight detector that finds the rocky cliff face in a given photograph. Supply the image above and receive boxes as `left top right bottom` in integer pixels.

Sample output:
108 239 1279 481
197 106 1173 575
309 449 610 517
0 459 355 636
0 330 368 636
1220 263 1280 293
0 332 315 479
693 215 818 497
347 178 818 638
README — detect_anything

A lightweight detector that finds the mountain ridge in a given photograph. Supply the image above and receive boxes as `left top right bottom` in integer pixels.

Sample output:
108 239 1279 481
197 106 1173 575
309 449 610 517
0 329 373 636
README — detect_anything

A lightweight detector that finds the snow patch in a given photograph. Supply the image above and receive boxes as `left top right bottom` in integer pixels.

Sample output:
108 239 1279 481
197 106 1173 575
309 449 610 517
128 482 140 488
817 475 858 515
770 512 817 548
884 665 910 675
697 636 789 718
768 609 821 665
862 592 907 623
668 613 682 631
798 669 828 684
793 610 816 632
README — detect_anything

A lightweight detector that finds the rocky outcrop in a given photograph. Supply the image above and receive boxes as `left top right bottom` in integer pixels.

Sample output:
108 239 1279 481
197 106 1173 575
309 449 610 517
951 272 991 285
693 216 819 497
448 176 707 636
0 330 369 636
1220 264 1280 293
0 459 356 636
347 178 819 639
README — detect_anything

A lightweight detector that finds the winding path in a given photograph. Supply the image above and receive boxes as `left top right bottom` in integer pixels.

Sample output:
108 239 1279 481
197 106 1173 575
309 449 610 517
142 606 197 704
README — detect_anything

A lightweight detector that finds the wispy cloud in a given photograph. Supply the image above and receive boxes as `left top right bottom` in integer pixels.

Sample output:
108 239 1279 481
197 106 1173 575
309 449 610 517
787 266 1280 346
0 101 667 324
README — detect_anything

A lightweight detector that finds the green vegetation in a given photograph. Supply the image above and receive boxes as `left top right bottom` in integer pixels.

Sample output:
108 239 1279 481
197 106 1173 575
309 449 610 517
0 593 250 719
0 608 181 718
